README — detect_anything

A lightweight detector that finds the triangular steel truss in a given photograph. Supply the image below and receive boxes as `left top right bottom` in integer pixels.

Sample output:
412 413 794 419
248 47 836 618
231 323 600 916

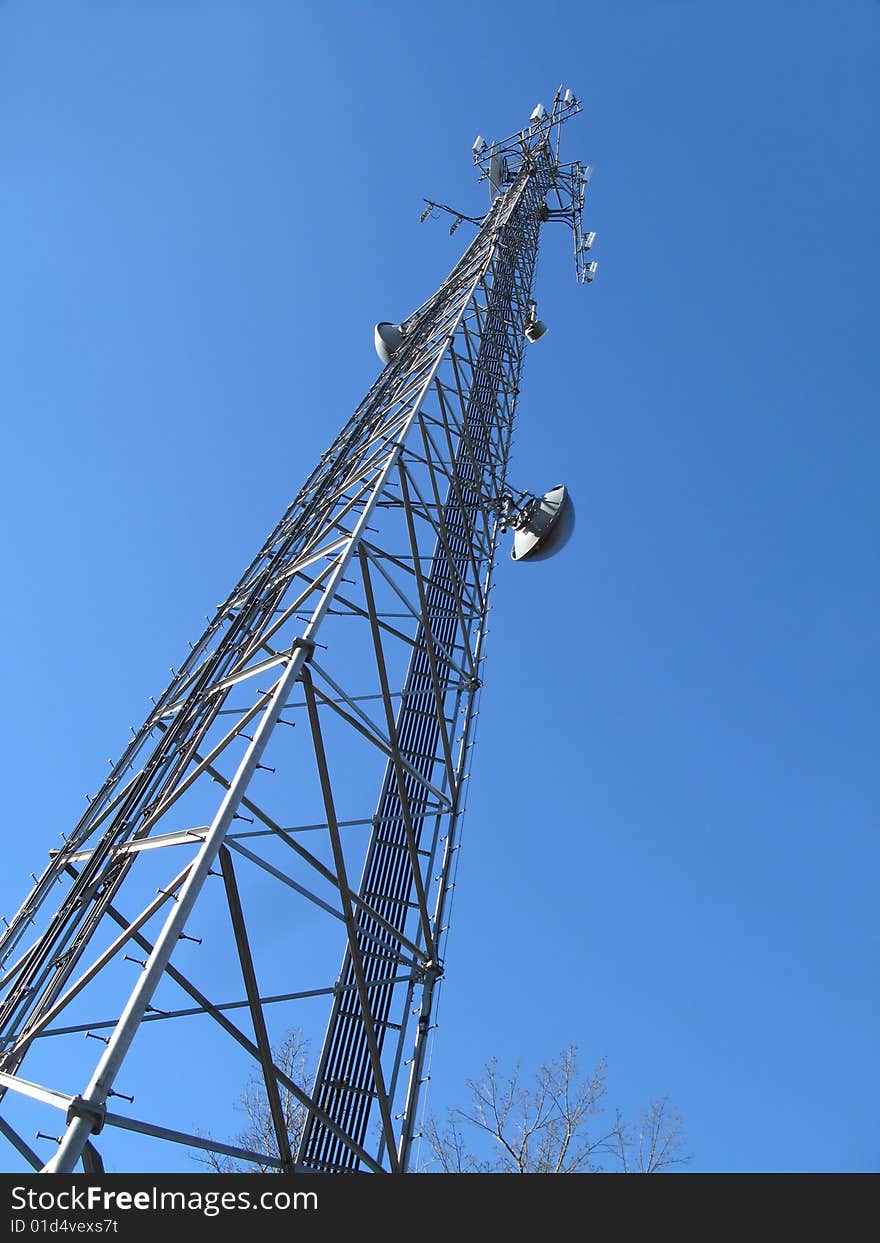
0 91 593 1174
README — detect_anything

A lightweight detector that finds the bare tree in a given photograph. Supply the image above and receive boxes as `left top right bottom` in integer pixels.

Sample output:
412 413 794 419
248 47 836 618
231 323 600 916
607 1094 692 1173
193 1027 311 1173
423 1045 691 1174
193 1033 690 1174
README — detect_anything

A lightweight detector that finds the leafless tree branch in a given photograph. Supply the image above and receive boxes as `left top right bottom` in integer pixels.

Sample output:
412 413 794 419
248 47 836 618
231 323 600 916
423 1045 691 1174
190 1028 311 1174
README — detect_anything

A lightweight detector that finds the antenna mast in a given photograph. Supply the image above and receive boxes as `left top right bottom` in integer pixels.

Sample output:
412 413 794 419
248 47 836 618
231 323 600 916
0 89 595 1175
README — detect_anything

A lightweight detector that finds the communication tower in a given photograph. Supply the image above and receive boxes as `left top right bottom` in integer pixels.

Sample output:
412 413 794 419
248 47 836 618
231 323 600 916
0 89 595 1174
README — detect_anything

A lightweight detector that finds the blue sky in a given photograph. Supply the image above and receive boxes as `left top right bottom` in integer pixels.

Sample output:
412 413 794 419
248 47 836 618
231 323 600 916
1 2 877 1173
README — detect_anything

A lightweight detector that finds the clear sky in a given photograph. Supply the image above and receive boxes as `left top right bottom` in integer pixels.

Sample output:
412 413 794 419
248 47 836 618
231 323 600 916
1 2 877 1173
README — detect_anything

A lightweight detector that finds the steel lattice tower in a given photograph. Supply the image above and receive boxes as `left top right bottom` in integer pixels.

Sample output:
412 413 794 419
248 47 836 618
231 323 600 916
0 90 595 1175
